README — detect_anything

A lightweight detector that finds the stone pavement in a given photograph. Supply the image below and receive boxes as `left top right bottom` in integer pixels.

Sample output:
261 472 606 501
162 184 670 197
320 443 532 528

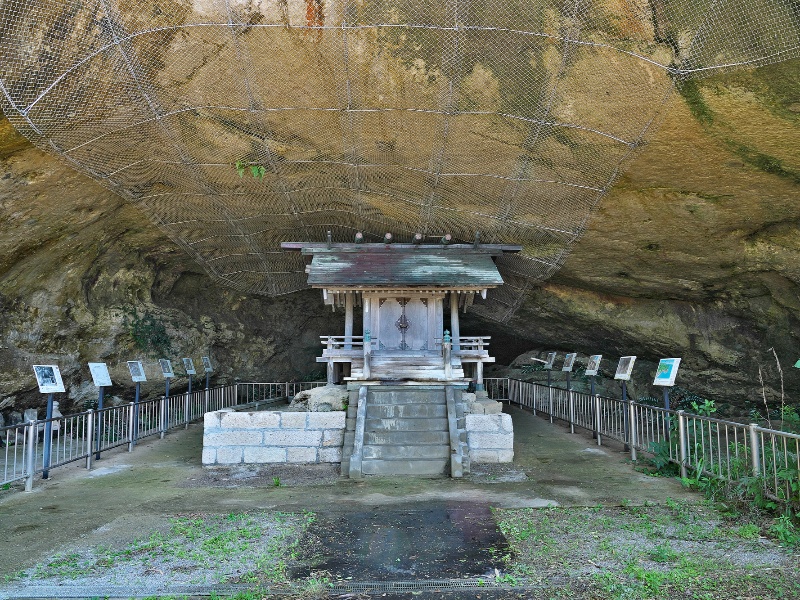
0 404 697 597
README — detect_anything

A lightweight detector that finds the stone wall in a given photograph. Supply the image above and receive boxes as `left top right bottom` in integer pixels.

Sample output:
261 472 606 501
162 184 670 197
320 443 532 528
466 413 514 463
202 409 345 465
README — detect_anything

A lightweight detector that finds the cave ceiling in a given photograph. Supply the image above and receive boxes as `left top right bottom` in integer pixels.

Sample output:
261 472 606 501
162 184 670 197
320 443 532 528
0 0 797 320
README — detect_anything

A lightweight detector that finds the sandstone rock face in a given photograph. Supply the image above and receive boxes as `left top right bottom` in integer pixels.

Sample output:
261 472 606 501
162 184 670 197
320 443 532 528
1 57 799 416
0 118 332 415
475 62 800 413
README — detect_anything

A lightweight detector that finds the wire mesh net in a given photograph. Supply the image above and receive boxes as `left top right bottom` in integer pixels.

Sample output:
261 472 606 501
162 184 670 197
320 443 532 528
1 1 797 320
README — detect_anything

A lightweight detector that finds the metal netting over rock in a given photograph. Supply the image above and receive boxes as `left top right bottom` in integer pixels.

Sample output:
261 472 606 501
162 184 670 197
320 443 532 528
0 1 797 319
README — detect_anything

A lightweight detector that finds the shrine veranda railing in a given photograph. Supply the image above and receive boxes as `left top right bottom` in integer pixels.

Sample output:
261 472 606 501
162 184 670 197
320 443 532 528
486 378 800 507
0 381 326 490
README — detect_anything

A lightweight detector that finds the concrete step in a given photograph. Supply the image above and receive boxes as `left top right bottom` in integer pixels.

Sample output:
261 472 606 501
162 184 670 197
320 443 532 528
367 404 447 419
365 417 448 432
363 444 450 461
368 392 444 405
364 430 450 446
361 458 449 476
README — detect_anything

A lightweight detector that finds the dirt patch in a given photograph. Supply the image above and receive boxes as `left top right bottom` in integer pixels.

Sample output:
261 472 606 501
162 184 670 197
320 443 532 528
180 463 341 488
468 463 529 483
296 502 510 581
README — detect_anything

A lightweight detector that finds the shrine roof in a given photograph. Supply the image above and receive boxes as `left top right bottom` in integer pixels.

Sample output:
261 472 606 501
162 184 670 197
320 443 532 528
294 246 510 288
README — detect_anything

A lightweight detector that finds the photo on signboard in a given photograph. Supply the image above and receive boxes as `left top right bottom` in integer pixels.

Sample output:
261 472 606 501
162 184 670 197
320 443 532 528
201 356 213 372
653 358 681 387
127 360 147 383
585 355 602 376
614 356 637 380
562 353 577 372
182 358 196 375
88 362 113 387
159 359 175 378
543 352 557 370
33 364 66 394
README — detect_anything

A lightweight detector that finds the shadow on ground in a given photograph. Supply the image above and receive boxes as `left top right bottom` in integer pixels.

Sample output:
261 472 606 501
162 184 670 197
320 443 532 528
1 404 759 599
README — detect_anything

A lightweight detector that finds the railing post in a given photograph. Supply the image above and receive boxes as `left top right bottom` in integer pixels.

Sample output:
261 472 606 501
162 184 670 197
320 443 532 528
678 410 687 479
568 390 575 434
160 396 166 439
25 420 36 492
86 410 94 471
548 385 554 424
532 384 537 415
285 382 290 400
443 342 452 379
127 402 135 452
364 330 372 379
749 423 761 476
133 381 140 448
595 395 602 446
629 401 637 461
43 393 54 478
622 381 630 452
184 392 190 429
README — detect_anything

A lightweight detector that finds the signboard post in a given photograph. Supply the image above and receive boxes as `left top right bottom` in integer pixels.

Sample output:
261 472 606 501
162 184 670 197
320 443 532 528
653 358 681 440
543 353 556 424
202 356 213 390
32 365 65 479
88 363 113 460
182 358 196 394
127 361 147 447
159 359 174 398
543 352 556 388
562 353 577 391
614 356 637 452
585 355 602 397
653 358 681 410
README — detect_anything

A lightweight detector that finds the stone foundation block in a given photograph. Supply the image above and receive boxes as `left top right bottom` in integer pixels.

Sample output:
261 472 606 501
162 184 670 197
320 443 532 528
204 412 222 428
280 412 307 428
244 447 287 463
468 432 514 449
220 411 280 429
215 447 244 464
319 447 343 463
202 448 216 465
265 430 322 447
323 429 344 447
204 431 262 446
308 412 346 429
287 447 318 463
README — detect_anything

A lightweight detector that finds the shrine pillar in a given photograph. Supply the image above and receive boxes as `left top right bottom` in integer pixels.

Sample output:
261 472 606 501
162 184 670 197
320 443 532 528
450 292 461 352
344 291 354 350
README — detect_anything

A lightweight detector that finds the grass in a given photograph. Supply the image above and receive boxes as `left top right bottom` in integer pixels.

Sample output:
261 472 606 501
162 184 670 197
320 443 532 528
495 500 800 599
24 511 316 586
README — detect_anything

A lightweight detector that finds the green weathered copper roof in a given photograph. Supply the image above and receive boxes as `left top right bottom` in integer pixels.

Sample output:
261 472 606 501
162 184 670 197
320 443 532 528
306 249 505 288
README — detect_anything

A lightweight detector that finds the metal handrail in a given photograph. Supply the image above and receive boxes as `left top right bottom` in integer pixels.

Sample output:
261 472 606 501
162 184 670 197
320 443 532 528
494 377 800 507
0 381 242 489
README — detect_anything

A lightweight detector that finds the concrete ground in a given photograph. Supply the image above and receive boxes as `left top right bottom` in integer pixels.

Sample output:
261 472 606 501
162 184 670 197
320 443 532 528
0 404 698 596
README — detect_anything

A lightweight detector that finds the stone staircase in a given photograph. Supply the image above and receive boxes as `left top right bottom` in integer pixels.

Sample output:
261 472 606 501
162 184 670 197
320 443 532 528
342 385 469 478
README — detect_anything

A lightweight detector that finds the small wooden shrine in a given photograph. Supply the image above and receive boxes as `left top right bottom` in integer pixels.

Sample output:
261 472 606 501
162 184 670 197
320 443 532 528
282 236 521 388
